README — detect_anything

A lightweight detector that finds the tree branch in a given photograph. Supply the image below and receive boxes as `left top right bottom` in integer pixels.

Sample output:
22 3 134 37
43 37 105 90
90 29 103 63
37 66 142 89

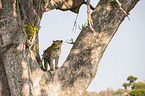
42 0 85 13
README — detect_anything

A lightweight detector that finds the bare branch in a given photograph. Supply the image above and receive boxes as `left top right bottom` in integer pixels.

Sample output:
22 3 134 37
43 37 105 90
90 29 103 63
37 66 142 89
72 14 78 32
84 0 97 34
116 0 130 20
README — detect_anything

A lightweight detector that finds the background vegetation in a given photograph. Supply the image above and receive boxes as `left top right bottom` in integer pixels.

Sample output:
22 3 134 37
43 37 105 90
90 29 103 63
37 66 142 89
85 76 145 96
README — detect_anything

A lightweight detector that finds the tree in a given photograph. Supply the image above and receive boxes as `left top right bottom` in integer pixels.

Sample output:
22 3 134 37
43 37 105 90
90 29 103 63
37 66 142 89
0 0 140 95
128 82 145 96
132 82 145 89
128 89 145 96
122 75 137 90
122 83 130 89
129 82 145 96
127 75 138 84
113 89 129 96
122 76 145 96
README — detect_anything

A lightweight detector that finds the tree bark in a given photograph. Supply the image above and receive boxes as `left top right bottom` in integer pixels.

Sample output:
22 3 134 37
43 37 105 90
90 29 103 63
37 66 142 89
0 0 139 95
0 41 11 96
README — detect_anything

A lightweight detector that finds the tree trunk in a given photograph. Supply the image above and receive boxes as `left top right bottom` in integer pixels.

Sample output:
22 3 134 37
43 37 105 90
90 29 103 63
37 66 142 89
0 0 139 95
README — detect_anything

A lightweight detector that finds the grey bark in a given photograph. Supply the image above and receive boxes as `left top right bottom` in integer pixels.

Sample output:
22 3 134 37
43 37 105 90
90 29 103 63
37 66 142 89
0 0 139 96
0 41 11 96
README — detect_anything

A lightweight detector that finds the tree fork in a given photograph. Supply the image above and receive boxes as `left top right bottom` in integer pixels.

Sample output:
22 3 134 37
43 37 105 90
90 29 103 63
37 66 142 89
0 0 140 95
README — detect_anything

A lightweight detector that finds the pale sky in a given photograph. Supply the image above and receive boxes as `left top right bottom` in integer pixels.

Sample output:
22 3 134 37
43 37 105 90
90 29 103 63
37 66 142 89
39 0 145 93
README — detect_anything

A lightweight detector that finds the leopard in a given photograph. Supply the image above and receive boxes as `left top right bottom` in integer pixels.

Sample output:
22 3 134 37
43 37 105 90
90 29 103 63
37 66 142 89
42 40 63 71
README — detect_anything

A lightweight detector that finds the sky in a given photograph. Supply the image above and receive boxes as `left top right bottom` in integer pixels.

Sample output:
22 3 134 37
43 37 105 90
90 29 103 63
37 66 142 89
39 0 145 93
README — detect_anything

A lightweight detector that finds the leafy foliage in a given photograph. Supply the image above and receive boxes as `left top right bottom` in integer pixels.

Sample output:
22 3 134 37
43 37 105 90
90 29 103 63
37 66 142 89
24 24 40 50
97 76 144 96
24 24 40 39
128 89 145 96
127 75 138 84
132 82 145 89
123 76 145 96
122 83 130 89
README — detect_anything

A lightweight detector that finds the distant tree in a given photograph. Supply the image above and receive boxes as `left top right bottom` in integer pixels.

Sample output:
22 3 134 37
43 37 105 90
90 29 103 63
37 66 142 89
113 89 129 96
83 91 98 96
98 90 108 96
106 88 114 96
127 75 138 84
98 88 114 96
128 78 145 96
122 83 130 89
122 75 137 90
128 89 145 96
131 82 145 89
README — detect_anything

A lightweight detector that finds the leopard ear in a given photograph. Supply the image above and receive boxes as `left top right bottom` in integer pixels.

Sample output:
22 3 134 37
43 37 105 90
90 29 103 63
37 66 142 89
61 40 63 43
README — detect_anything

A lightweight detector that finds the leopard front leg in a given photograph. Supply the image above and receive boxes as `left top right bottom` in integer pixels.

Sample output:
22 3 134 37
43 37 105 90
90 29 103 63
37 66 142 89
55 56 59 69
44 59 48 71
49 57 54 71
